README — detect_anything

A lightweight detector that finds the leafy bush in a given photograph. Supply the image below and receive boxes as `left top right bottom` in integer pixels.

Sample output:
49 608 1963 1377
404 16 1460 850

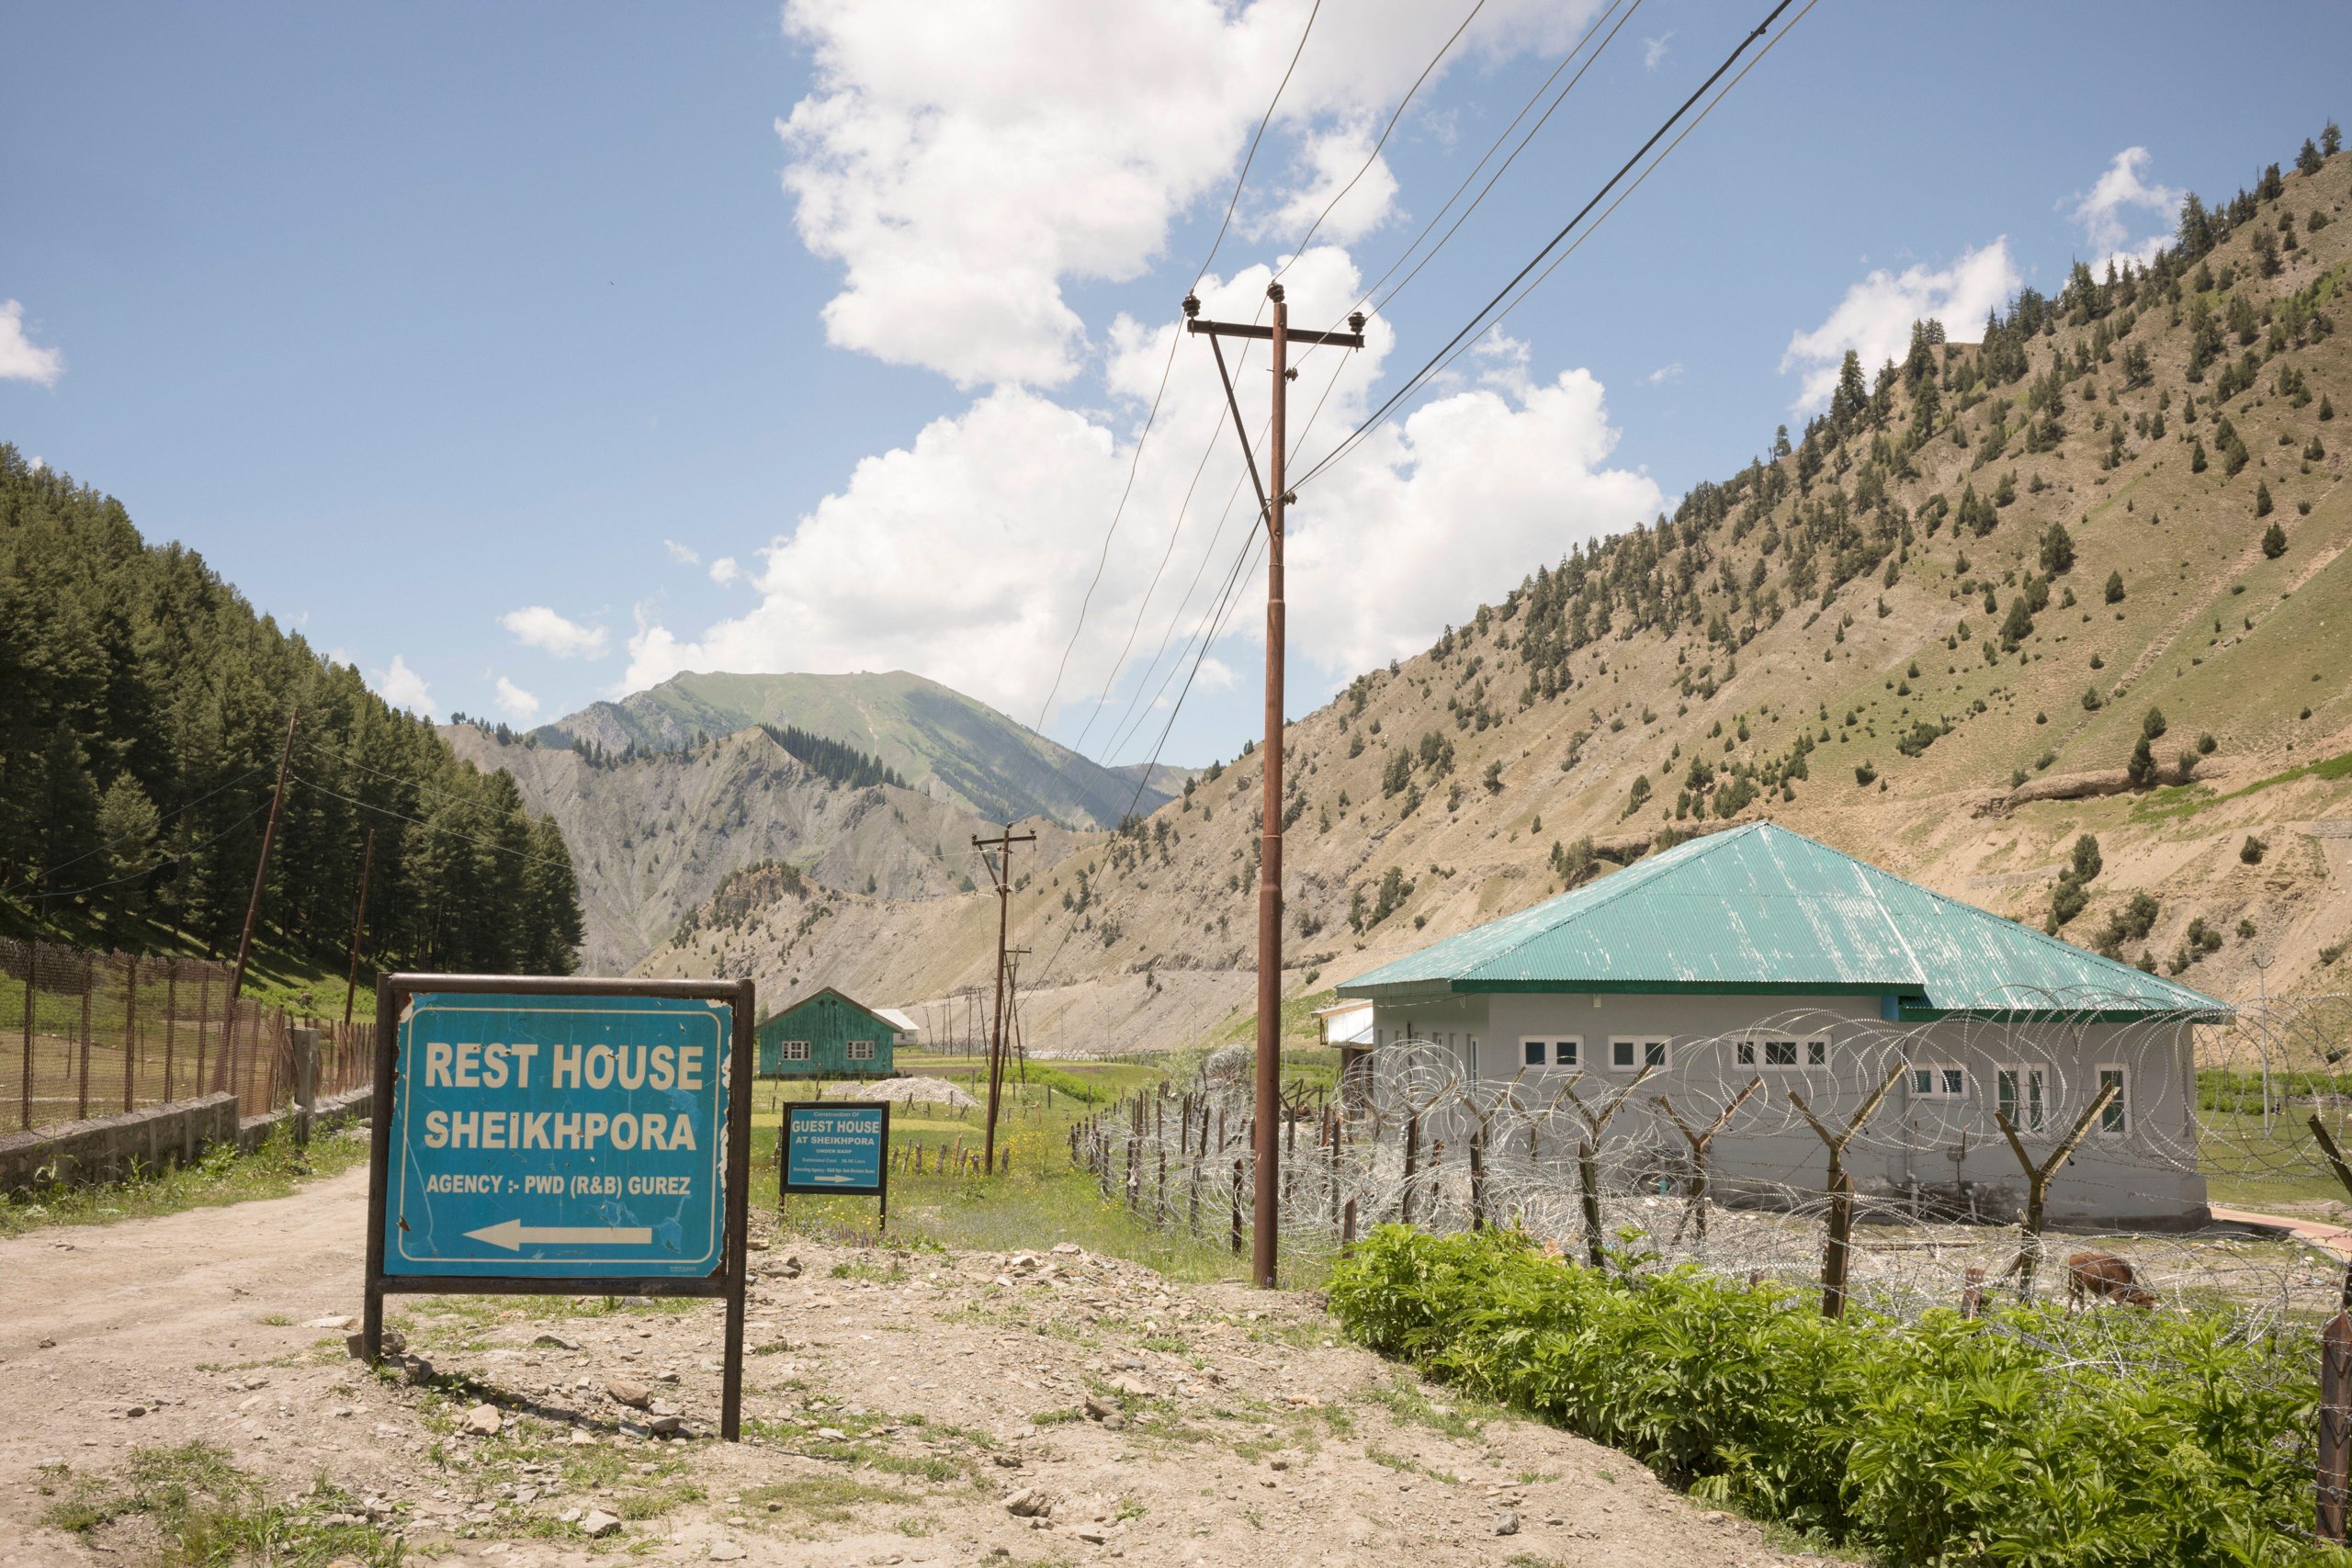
1328 1226 2320 1566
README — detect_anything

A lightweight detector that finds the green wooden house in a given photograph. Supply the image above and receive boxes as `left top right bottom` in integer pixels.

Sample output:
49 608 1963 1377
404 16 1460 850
755 987 901 1079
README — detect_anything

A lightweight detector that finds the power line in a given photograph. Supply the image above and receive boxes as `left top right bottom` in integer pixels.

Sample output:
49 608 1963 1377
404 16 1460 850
0 763 271 897
288 774 571 874
1352 0 1643 320
1344 0 1821 437
6 802 271 905
1030 0 1325 735
1070 1 1634 764
1272 0 1488 278
1292 0 1803 492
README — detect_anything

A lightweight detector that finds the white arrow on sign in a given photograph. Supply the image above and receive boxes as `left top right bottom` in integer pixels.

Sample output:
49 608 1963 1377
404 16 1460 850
464 1218 653 1250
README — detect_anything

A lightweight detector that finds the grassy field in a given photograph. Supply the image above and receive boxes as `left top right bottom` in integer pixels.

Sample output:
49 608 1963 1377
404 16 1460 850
749 1048 1341 1288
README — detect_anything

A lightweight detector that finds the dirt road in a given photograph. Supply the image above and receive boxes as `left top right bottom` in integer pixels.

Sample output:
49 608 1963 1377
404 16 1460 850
0 1159 1802 1566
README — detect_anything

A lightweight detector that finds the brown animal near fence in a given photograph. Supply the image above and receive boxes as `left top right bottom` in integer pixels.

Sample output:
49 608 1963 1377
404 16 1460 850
2066 1249 2156 1310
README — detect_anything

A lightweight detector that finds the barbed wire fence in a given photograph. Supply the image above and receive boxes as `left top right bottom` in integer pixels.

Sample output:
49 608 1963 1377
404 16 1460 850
1073 990 2352 1363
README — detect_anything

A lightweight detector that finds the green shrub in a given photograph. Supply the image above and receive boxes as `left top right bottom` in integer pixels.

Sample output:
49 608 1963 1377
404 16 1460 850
1328 1226 2319 1567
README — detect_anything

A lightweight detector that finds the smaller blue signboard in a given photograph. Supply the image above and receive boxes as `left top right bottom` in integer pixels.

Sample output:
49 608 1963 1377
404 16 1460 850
782 1101 889 1198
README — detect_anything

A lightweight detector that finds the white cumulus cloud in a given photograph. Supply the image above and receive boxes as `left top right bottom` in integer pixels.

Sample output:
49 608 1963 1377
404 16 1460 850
0 300 63 386
663 538 701 566
1781 240 2019 412
500 605 610 660
373 656 435 716
1643 31 1673 70
708 557 741 587
624 247 1658 734
1646 362 1683 386
492 677 541 723
2068 147 2182 271
775 0 1598 389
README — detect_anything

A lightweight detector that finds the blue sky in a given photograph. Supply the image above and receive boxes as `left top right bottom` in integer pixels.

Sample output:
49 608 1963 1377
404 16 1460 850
5 1 2346 770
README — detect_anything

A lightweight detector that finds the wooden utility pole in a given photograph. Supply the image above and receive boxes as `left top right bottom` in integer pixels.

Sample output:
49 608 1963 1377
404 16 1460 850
342 828 375 1028
228 709 300 1008
972 824 1035 1174
1185 285 1363 1288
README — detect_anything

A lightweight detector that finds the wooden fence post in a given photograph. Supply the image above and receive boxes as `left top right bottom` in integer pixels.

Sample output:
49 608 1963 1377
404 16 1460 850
121 954 139 1113
1229 1151 1246 1256
18 942 34 1131
1657 1076 1764 1245
1401 1112 1420 1226
163 961 178 1104
77 950 94 1121
290 1026 319 1148
194 968 212 1100
1559 1066 1657 1269
1995 1080 2120 1303
1791 1066 1905 1319
2321 1311 2352 1544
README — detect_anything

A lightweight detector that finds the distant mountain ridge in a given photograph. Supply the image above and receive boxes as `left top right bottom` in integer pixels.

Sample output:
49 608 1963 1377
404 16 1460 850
538 670 1180 829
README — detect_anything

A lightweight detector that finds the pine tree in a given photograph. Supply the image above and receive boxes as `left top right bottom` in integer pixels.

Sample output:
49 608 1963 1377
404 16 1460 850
2127 736 2158 789
1831 350 1869 428
2326 121 2344 157
2262 520 2289 558
2104 570 2126 604
2255 480 2274 516
2300 138 2325 176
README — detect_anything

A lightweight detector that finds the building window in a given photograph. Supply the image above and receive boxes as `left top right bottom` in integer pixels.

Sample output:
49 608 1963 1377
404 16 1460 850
1736 1036 1828 1070
846 1039 876 1062
1996 1065 2048 1133
1908 1063 1966 1100
2097 1064 2129 1135
780 1040 810 1062
1521 1037 1580 1069
1610 1038 1668 1071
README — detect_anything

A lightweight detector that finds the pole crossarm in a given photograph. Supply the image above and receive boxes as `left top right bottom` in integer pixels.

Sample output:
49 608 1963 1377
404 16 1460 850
1185 318 1365 350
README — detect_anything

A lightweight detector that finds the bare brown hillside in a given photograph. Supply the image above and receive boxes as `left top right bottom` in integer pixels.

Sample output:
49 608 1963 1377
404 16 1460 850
644 136 2352 1050
444 725 1093 974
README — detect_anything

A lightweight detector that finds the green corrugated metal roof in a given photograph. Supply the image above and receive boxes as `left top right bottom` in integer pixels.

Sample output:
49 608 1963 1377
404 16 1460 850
1337 822 2227 1017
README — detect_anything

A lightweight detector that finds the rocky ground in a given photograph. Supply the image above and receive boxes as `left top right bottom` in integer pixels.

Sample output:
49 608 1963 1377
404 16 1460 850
0 1155 1808 1567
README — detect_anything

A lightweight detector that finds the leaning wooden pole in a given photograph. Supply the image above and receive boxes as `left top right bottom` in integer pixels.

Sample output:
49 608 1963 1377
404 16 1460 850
342 828 375 1029
227 709 300 1009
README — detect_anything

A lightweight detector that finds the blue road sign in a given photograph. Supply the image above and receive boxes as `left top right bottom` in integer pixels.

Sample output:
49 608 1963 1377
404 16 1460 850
385 990 734 1277
783 1103 888 1194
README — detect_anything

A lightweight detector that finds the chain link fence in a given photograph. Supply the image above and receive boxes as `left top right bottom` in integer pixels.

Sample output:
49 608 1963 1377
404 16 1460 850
2 937 371 1132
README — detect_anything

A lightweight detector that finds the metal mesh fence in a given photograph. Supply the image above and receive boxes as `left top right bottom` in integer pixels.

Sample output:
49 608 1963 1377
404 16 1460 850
2 937 372 1133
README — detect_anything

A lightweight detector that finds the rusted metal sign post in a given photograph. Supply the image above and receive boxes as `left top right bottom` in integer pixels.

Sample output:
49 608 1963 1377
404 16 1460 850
364 973 755 1438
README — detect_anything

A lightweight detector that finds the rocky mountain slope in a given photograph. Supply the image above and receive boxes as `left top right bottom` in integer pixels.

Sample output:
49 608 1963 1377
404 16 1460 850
643 131 2352 1051
444 723 1090 974
539 670 1177 829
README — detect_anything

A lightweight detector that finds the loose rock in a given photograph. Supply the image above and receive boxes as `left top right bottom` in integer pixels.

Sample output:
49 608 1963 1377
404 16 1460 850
1495 1511 1521 1537
1003 1487 1055 1518
606 1380 654 1410
579 1508 622 1538
462 1404 502 1437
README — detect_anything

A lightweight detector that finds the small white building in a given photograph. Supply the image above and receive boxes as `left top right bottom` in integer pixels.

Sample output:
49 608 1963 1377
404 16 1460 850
1336 823 2227 1227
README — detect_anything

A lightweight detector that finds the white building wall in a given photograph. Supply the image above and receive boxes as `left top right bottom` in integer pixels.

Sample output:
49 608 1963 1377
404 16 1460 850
1366 989 2207 1226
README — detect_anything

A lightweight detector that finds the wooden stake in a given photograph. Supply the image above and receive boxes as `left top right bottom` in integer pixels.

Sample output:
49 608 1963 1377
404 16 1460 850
1994 1080 2120 1302
1790 1066 1905 1319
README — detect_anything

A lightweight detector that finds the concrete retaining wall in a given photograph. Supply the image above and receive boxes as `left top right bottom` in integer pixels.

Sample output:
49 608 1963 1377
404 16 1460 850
233 1085 375 1153
0 1093 243 1193
1 1085 376 1194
